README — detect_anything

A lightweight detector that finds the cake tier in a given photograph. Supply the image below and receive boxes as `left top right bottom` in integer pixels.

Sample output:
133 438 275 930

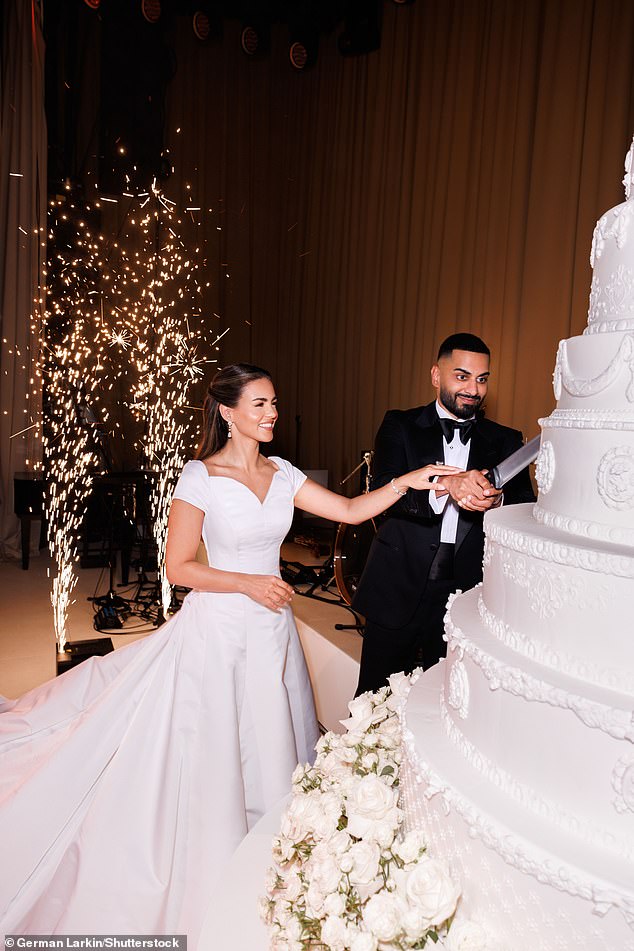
481 505 634 693
552 333 634 412
533 408 634 546
401 664 634 951
587 196 634 334
441 587 634 861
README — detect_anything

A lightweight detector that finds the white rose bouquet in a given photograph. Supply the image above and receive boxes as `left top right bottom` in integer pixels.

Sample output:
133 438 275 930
261 672 480 950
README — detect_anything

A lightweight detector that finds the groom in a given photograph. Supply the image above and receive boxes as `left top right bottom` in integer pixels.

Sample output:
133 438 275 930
352 332 535 696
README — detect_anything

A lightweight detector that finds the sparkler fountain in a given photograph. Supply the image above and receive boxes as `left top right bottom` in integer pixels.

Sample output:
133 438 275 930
42 177 225 651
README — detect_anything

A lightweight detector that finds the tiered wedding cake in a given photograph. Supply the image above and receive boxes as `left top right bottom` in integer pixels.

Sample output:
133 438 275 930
400 141 634 951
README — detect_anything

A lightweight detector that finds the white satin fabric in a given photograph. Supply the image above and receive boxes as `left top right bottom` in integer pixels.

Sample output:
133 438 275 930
0 457 319 944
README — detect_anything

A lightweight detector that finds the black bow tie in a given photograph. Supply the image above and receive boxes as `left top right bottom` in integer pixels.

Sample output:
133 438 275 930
438 416 475 445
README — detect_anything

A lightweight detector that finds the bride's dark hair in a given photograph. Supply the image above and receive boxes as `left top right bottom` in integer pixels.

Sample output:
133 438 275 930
195 363 273 460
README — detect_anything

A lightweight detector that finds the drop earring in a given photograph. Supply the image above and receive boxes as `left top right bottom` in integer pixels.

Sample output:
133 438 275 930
227 420 233 438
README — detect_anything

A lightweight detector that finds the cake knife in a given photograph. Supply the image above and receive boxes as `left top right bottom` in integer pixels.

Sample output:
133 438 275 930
485 434 542 490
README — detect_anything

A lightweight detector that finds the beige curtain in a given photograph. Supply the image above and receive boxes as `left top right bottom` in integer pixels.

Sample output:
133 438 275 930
0 0 46 557
163 0 634 487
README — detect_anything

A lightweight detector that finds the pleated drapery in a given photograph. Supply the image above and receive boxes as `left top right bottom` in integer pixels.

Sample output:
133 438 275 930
0 0 46 557
165 0 634 485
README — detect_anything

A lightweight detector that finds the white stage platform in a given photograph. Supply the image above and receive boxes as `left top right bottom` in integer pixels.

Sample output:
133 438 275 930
292 591 361 733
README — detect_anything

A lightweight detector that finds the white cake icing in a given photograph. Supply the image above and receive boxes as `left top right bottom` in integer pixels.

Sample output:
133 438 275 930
401 139 634 949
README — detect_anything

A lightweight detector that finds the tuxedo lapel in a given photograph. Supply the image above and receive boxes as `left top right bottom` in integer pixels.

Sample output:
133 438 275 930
411 403 445 467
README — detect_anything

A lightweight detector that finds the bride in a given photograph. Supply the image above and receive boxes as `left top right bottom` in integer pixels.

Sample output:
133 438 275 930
0 363 457 944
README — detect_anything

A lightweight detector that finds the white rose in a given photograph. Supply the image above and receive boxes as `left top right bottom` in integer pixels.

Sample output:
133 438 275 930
349 931 378 951
376 716 401 749
354 877 383 904
284 868 304 902
305 879 326 916
323 891 347 917
347 694 375 723
444 920 489 951
321 914 349 950
374 818 398 848
361 752 379 770
401 906 427 940
328 830 351 855
358 730 379 750
405 858 460 926
393 829 427 865
387 670 411 701
345 774 399 839
319 751 349 780
280 793 323 842
312 790 343 838
347 840 381 885
340 851 354 873
363 891 403 942
285 916 303 941
343 729 367 748
284 788 339 842
307 849 343 894
368 700 389 722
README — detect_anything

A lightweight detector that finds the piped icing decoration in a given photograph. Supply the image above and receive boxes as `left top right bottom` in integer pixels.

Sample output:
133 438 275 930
590 138 634 269
554 334 634 402
623 135 634 200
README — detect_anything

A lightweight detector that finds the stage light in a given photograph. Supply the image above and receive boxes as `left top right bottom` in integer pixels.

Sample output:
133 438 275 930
83 0 100 8
193 12 210 40
289 39 317 70
288 4 319 71
192 4 223 42
240 20 270 56
141 0 161 23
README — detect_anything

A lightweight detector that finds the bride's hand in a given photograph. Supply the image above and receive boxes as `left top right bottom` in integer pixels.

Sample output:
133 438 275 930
244 574 295 612
397 464 462 493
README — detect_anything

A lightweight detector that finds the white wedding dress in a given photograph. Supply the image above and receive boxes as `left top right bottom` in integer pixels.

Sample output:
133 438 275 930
0 457 319 944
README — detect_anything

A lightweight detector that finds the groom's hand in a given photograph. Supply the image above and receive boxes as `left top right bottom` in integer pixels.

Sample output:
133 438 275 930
440 469 502 512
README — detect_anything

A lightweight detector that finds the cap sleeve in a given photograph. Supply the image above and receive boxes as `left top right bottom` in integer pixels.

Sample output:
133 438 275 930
272 457 307 496
172 460 208 512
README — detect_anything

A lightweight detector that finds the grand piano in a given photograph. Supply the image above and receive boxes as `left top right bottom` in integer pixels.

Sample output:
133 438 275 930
13 471 46 569
13 470 155 578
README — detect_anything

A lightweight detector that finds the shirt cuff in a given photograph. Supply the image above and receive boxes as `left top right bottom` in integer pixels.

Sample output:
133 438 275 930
429 486 449 514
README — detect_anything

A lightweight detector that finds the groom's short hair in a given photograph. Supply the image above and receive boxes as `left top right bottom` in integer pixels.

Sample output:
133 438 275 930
437 333 490 361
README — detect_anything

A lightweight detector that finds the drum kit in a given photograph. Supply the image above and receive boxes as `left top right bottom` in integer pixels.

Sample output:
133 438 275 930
281 451 376 625
332 451 376 606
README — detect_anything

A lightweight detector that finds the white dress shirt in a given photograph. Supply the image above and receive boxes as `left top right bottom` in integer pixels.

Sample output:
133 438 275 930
429 400 473 543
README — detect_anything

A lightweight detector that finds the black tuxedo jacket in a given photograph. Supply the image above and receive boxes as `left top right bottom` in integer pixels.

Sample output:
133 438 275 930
352 401 536 628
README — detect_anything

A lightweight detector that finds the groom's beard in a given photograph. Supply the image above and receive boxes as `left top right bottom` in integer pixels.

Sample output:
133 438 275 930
439 387 483 420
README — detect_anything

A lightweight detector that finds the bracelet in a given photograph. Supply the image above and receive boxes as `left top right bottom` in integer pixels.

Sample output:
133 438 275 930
390 478 407 497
